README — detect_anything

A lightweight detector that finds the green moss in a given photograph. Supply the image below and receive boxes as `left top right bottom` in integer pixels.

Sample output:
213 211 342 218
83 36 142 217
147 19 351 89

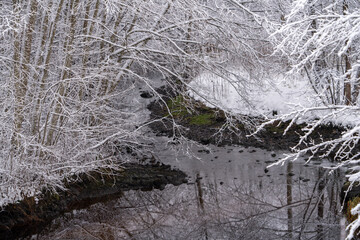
164 95 225 126
52 193 60 201
347 197 360 223
264 124 285 134
263 121 307 135
166 95 189 117
167 95 183 107
189 113 214 125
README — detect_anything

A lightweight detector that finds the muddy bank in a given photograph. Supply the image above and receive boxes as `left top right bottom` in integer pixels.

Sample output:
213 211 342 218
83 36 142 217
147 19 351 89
0 163 187 240
147 86 343 151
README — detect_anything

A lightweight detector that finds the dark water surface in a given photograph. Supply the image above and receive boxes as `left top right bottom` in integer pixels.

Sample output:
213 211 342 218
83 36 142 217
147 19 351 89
37 138 346 239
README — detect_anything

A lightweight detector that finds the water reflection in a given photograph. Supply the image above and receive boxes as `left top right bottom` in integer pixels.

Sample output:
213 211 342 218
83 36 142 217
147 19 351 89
38 144 345 240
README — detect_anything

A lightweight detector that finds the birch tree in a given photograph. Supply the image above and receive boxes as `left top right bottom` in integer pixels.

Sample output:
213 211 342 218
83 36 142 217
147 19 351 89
272 0 360 105
265 1 360 238
0 0 269 206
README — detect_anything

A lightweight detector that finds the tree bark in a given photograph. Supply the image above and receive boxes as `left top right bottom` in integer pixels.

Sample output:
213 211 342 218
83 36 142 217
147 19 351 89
343 0 352 105
31 1 53 136
11 0 21 150
12 0 38 148
352 67 360 105
344 53 352 105
32 0 65 141
46 0 80 146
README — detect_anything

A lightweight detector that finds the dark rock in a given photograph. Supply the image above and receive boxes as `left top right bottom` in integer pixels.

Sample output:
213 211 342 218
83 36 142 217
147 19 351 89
265 160 274 164
198 149 210 154
140 91 154 98
200 138 210 145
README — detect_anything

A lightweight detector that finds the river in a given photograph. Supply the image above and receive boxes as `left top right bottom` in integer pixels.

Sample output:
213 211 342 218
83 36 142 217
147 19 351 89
36 136 346 240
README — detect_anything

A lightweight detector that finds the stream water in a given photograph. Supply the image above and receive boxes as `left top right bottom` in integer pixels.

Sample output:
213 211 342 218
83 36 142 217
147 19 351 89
36 136 346 240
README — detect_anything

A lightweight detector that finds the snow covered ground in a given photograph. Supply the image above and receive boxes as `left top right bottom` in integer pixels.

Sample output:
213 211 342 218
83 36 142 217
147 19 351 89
189 70 317 116
189 69 360 126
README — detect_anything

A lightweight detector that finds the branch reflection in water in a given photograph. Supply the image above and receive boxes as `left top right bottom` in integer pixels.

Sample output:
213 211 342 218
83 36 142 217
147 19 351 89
39 145 344 240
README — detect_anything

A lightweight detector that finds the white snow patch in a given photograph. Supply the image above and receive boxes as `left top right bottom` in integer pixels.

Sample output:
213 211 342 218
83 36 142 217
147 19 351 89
189 69 360 127
189 69 317 116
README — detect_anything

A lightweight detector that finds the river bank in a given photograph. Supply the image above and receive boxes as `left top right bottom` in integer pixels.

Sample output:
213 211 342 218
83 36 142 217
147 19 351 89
147 86 360 222
147 86 344 152
0 163 187 240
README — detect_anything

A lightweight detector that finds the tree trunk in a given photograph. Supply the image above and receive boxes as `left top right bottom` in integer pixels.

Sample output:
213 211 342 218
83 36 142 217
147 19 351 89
80 0 100 102
32 0 65 141
344 53 352 105
46 0 80 146
343 0 352 105
31 1 53 136
12 0 38 148
352 67 360 105
11 0 21 150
